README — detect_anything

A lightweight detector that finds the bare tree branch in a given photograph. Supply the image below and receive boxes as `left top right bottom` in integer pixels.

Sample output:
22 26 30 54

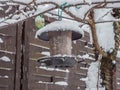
88 10 107 57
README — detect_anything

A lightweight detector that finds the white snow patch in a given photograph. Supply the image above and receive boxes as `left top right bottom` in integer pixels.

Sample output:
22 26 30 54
117 82 120 85
85 0 92 4
35 20 84 38
0 7 3 10
94 8 114 22
117 47 120 57
39 66 69 73
73 41 77 44
55 81 68 86
85 61 105 90
112 60 116 64
0 56 11 62
69 5 93 19
0 38 4 43
96 22 115 52
77 54 95 60
41 51 50 56
38 81 53 84
4 75 9 78
80 77 88 81
80 67 88 70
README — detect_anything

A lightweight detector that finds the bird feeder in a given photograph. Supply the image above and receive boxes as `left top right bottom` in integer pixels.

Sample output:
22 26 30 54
36 21 84 68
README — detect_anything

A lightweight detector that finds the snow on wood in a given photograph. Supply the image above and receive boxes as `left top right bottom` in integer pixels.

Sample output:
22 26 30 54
38 81 53 84
4 75 9 78
0 67 12 70
30 43 49 50
0 50 16 54
0 38 3 43
55 81 68 86
41 51 50 56
0 56 11 62
0 75 9 78
35 20 84 38
39 66 69 73
77 54 95 60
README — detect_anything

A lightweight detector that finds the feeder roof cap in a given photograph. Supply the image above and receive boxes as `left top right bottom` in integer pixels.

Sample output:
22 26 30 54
35 20 84 41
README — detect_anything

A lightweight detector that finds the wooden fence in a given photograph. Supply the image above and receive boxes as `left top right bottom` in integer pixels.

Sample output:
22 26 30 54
0 3 120 90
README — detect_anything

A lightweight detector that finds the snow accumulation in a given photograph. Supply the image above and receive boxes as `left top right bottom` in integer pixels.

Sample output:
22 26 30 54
0 75 9 78
0 56 11 62
0 38 3 43
96 22 115 52
38 81 53 84
77 54 95 60
81 61 105 90
55 81 68 86
35 20 84 38
41 51 50 56
94 8 115 52
39 66 69 73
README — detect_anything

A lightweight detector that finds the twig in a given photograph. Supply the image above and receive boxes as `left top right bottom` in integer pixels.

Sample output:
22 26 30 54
83 2 106 20
97 10 112 21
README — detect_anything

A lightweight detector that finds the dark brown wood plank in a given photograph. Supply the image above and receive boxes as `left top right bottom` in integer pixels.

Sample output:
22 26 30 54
29 45 49 59
14 22 23 90
72 40 94 55
0 24 16 36
0 69 13 77
0 61 14 68
0 78 10 86
0 36 16 52
31 68 66 77
30 32 50 48
28 83 46 90
29 73 65 83
22 18 32 90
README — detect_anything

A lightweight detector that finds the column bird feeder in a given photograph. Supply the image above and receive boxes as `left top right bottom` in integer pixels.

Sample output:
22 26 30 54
35 21 84 68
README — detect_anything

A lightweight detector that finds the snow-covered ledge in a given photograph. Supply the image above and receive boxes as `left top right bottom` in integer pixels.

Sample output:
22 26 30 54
35 20 84 41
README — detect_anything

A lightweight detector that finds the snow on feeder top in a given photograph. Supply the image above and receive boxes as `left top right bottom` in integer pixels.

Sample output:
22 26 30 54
35 20 84 68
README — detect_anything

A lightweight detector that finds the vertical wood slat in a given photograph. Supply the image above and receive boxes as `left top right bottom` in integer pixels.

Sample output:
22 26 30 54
115 58 120 90
14 22 23 90
0 25 17 90
22 18 33 90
